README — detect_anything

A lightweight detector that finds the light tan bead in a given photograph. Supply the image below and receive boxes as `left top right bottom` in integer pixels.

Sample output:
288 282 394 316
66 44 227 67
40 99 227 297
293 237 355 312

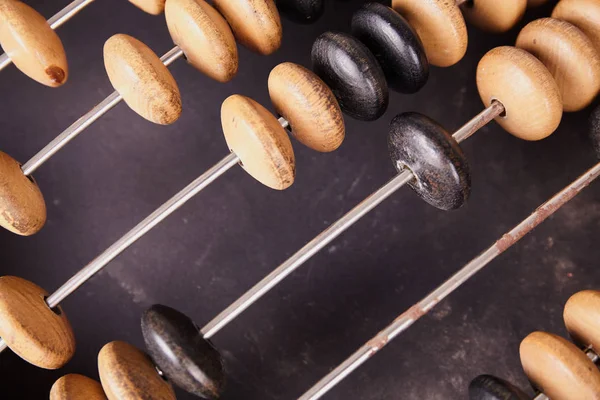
391 0 467 67
462 0 527 33
50 374 107 400
213 0 282 55
0 276 75 369
553 0 600 52
0 0 67 87
520 331 600 400
165 0 238 82
564 290 600 351
0 151 46 236
476 46 562 141
268 63 344 153
99 341 175 400
221 95 295 190
128 0 165 15
104 34 182 125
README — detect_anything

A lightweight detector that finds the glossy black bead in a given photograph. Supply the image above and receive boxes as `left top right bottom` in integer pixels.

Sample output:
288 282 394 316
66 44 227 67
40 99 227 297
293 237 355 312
388 112 471 210
312 31 388 121
351 3 429 94
141 304 225 400
589 104 600 159
469 375 530 400
275 0 324 23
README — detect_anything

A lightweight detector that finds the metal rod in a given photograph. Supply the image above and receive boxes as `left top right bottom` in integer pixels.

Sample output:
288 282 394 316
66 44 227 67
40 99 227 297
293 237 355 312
299 160 600 400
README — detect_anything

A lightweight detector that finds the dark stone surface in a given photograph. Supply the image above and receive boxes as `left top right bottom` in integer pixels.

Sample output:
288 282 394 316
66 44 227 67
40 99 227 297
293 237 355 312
590 105 600 159
142 305 225 399
311 31 388 121
275 0 324 23
388 112 471 210
351 3 428 94
469 375 531 400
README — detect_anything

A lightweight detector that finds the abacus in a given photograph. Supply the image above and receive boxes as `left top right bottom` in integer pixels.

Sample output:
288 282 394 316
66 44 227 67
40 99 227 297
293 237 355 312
0 0 598 399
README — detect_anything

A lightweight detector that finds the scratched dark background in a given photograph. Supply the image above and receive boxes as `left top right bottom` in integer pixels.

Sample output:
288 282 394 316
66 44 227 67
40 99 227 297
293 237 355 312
0 0 599 398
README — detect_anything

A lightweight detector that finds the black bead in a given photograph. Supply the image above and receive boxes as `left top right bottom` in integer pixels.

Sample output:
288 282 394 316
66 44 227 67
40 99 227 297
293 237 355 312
589 104 600 160
312 31 389 121
388 112 471 210
469 375 530 400
141 305 225 400
351 3 429 94
275 0 324 23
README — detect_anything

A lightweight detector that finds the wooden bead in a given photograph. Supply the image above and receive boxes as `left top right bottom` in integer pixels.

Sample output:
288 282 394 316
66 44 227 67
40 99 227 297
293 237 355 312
142 305 225 399
351 3 429 94
50 374 107 400
564 290 600 351
165 0 238 83
528 0 550 7
98 341 175 400
212 0 282 55
276 0 323 23
0 276 75 369
128 0 165 14
0 0 67 87
221 95 295 190
388 112 471 210
553 0 600 52
468 375 529 400
312 32 388 121
268 62 344 152
104 34 182 125
391 0 467 67
0 151 46 236
476 46 562 141
520 331 600 400
462 0 527 33
517 18 600 112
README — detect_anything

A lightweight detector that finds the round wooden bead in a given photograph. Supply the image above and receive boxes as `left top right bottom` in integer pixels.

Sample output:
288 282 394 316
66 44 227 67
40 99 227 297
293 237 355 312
165 0 238 83
268 62 344 152
520 331 600 400
212 0 282 55
104 34 182 125
142 305 225 399
476 46 562 141
50 374 107 400
0 276 75 369
0 151 46 236
98 341 175 400
462 0 527 33
221 95 295 190
590 103 600 159
312 32 388 121
468 375 529 400
275 0 323 23
516 18 600 112
128 0 165 14
553 0 600 51
391 0 467 67
564 290 600 351
528 0 550 7
351 3 429 94
388 112 471 210
0 0 68 87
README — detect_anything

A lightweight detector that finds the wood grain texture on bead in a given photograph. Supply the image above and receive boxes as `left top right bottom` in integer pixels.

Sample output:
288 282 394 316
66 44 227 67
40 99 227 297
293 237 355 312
269 62 344 152
165 0 238 82
0 0 68 87
462 0 527 33
553 0 600 51
104 34 182 125
476 46 562 141
391 0 467 67
98 341 176 400
0 276 75 369
50 374 107 400
517 18 600 112
221 95 295 190
213 0 281 55
128 0 165 15
0 151 46 236
520 332 600 400
564 290 600 351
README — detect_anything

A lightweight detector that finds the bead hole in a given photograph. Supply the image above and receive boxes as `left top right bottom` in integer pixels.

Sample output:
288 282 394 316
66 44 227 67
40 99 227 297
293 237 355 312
43 296 62 316
230 149 244 167
491 98 507 118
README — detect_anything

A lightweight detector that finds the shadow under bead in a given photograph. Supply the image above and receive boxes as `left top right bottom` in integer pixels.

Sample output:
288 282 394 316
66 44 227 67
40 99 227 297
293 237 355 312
142 305 225 400
311 31 388 121
468 375 530 400
351 2 428 94
388 112 471 210
275 0 323 23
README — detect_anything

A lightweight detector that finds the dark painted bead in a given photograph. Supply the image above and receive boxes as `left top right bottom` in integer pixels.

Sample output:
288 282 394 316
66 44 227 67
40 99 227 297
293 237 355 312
275 0 324 23
388 112 471 210
469 375 530 400
312 31 388 121
141 305 225 400
589 104 600 159
351 3 429 94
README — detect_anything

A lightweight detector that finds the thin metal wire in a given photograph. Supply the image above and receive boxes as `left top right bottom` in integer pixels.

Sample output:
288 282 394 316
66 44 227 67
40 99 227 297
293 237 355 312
299 160 600 400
